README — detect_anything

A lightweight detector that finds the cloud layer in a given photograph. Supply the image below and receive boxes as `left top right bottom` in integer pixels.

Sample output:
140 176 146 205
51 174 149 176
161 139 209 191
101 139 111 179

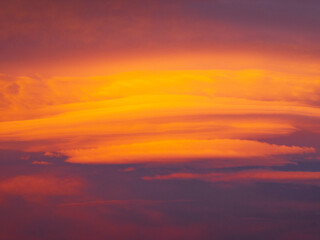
1 70 319 166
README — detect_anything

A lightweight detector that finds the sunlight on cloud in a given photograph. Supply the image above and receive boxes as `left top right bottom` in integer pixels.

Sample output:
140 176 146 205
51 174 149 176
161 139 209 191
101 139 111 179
0 70 319 165
64 139 314 164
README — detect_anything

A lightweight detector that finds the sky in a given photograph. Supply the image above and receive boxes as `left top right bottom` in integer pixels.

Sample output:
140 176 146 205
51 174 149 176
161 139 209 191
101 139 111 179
1 0 320 239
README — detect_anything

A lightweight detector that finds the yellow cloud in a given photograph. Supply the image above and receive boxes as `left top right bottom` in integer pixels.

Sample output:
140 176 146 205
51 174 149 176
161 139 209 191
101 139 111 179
0 70 319 165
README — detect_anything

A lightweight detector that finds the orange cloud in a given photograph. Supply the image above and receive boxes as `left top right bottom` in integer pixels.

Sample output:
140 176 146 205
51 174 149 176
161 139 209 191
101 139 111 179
1 70 320 122
64 139 314 164
0 70 319 166
31 161 52 165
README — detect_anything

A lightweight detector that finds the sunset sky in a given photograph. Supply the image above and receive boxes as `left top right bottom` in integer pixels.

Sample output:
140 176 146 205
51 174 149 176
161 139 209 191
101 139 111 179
1 1 320 239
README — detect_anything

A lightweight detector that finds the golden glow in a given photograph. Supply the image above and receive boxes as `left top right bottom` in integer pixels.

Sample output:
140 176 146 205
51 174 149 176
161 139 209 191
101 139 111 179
64 139 314 164
1 69 319 164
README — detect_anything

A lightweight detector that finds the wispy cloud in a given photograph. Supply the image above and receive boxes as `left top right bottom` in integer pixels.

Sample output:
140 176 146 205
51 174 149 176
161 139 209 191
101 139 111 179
143 170 320 186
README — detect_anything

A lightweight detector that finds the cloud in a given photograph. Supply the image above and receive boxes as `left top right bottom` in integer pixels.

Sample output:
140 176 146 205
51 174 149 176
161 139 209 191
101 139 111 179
1 1 320 239
143 170 320 186
60 199 190 208
31 160 52 165
1 70 320 121
0 70 319 166
64 139 314 164
0 174 84 198
1 0 320 76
